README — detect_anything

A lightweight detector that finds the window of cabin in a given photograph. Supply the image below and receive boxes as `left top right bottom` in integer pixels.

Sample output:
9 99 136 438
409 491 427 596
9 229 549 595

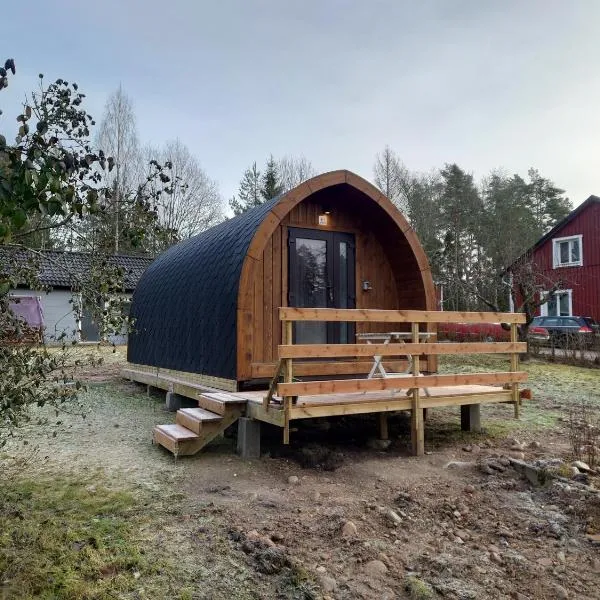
552 235 582 268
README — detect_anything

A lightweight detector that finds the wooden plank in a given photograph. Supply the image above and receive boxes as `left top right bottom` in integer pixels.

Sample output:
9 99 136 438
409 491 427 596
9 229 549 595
378 413 389 440
251 359 418 378
279 307 526 324
421 391 512 408
176 408 243 456
153 426 179 454
277 371 528 397
291 399 411 419
245 401 286 426
198 392 247 416
122 366 237 393
272 224 282 363
155 423 198 441
411 322 424 456
283 320 293 444
254 253 264 363
287 391 516 420
264 235 273 362
511 323 520 419
277 341 527 359
176 410 222 435
263 358 284 409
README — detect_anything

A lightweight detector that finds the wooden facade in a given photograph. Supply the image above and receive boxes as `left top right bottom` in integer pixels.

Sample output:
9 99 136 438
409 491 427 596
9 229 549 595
525 195 600 321
237 170 436 384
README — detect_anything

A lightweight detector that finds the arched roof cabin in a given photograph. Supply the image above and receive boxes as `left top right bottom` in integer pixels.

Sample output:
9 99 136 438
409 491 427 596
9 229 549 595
128 170 436 391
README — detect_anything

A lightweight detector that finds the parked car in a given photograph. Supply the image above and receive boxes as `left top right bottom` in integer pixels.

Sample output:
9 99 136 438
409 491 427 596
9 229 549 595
437 322 510 342
528 316 600 347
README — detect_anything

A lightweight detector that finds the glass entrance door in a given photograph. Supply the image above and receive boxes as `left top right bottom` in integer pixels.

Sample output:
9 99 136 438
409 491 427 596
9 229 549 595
288 228 355 344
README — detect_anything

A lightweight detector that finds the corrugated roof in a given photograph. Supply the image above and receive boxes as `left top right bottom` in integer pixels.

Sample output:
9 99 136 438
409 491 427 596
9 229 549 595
127 197 280 381
0 247 153 291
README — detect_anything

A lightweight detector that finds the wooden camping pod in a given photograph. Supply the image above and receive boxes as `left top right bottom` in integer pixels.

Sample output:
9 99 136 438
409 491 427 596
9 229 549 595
128 170 437 389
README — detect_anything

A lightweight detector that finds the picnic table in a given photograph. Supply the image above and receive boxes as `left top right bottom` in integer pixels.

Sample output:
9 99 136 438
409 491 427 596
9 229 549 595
356 331 436 395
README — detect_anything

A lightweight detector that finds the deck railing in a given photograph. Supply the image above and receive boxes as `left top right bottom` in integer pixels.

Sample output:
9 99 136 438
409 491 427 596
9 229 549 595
266 308 527 453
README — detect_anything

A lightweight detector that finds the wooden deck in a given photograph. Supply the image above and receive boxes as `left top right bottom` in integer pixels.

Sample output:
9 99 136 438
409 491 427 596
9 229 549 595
125 307 529 458
240 384 514 423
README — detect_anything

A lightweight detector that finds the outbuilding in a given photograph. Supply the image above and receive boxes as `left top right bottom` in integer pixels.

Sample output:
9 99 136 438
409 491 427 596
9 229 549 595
128 170 437 390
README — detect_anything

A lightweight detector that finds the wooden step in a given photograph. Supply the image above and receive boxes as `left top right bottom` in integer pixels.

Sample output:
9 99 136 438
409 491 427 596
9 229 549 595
153 423 198 455
176 407 222 434
198 392 247 415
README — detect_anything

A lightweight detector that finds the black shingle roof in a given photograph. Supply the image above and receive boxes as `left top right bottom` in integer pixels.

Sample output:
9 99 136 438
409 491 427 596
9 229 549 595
127 198 280 382
0 247 153 291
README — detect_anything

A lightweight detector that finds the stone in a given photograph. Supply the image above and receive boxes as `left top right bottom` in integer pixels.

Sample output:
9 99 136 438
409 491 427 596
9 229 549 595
455 529 471 541
569 466 580 477
490 552 502 564
506 437 521 447
318 575 337 593
445 461 476 470
573 460 591 472
557 551 566 563
528 441 541 449
316 565 327 574
386 510 403 526
367 438 392 450
341 520 358 538
510 451 526 460
464 485 475 494
364 559 388 577
552 584 569 599
488 544 501 554
537 557 552 567
287 475 300 485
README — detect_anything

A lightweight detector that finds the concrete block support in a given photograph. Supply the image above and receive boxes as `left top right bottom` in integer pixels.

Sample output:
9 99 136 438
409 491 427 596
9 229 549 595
461 404 481 433
237 417 261 459
165 391 198 412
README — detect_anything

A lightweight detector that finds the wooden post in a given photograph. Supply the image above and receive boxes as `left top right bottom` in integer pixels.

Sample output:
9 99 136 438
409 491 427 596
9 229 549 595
378 412 389 441
283 320 293 444
510 323 520 419
411 322 424 456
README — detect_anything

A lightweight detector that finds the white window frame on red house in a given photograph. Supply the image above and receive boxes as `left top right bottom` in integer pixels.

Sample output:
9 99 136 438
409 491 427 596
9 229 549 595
552 234 583 268
540 289 573 317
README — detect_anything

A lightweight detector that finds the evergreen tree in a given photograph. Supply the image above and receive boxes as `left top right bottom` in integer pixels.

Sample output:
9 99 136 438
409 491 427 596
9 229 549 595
229 162 262 216
261 155 283 202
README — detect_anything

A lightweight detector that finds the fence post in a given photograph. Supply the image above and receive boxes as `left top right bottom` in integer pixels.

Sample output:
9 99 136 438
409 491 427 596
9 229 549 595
510 322 520 419
283 320 293 444
411 322 424 456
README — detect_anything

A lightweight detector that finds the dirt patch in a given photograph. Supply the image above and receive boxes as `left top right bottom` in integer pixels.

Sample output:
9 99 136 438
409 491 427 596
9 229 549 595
3 353 600 599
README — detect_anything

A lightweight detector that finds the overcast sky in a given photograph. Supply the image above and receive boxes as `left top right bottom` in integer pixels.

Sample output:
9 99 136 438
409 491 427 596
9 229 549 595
3 1 600 207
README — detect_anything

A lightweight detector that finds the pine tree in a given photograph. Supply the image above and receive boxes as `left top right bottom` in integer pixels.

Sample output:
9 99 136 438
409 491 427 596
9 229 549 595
261 155 283 202
229 162 262 216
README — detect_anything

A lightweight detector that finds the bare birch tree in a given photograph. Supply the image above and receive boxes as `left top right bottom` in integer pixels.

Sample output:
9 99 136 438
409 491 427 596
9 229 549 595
144 140 223 249
95 85 140 253
277 155 316 192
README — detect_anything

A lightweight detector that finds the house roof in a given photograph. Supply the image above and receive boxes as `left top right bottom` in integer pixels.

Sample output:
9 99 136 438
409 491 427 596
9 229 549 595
508 195 599 269
128 196 279 380
0 247 153 291
528 195 599 254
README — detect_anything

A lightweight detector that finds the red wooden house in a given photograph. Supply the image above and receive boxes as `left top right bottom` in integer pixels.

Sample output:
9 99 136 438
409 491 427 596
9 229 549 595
519 195 600 320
